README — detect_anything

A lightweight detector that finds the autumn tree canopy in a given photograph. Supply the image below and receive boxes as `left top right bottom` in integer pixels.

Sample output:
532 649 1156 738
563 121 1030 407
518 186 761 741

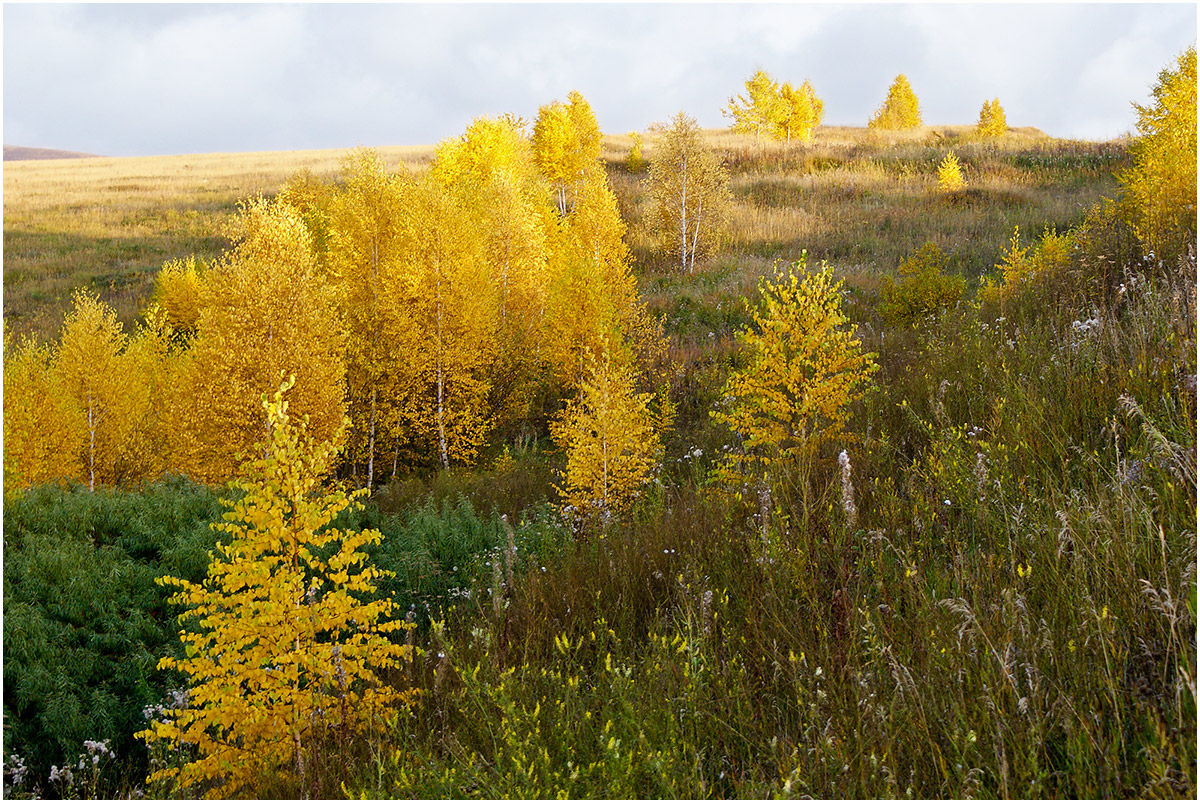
869 74 922 130
1120 46 1197 263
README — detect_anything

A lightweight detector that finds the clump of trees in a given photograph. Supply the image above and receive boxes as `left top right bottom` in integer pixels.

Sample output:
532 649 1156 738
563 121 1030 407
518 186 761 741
723 69 824 145
868 74 922 129
976 98 1007 137
3 92 669 514
645 111 732 274
1120 46 1196 263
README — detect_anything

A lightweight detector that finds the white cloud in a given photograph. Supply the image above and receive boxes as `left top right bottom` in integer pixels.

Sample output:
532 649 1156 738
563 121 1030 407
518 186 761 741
3 3 1195 155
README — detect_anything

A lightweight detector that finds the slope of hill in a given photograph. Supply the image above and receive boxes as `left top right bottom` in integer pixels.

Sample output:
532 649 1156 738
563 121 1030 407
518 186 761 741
4 145 99 161
1 129 1119 343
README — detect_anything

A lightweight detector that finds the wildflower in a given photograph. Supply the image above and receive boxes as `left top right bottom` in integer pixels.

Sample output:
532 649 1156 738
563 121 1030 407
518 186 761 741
5 753 28 789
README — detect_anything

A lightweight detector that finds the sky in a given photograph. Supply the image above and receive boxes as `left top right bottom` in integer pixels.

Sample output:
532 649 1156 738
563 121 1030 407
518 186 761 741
3 2 1196 157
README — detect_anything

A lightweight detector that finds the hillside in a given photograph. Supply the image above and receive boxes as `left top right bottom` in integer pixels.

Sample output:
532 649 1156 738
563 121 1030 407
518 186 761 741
3 127 1119 343
2 112 1194 800
3 145 99 161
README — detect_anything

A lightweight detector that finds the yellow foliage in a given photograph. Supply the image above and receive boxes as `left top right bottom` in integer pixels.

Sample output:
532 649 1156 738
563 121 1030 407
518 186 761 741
869 74 922 130
976 98 1007 137
543 172 640 388
879 243 966 327
153 257 206 334
3 334 85 490
385 175 499 469
625 131 647 173
551 349 672 524
532 91 603 215
326 149 409 489
646 111 733 274
937 152 965 192
724 69 783 143
433 117 552 430
713 257 877 486
776 81 823 143
138 378 412 798
1121 46 1197 262
170 197 347 484
980 225 1076 308
52 291 147 491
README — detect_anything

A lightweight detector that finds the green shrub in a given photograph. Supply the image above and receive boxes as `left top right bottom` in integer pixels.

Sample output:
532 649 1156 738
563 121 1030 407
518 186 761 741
2 478 222 795
879 243 966 326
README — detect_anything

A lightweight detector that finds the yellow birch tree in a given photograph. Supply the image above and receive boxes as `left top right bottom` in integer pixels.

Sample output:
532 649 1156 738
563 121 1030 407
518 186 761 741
138 378 412 798
3 335 85 490
869 74 922 130
724 69 782 145
169 197 347 484
385 175 499 469
713 257 877 493
551 347 671 525
647 111 732 274
1121 46 1197 263
51 291 139 491
326 148 409 489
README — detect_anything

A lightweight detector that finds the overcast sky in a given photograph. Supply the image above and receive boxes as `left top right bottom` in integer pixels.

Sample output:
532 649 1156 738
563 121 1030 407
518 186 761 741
3 2 1196 157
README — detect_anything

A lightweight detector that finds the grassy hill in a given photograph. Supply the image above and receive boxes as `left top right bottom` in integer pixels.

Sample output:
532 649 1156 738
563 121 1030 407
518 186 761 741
3 146 100 162
3 127 1121 342
3 124 1193 799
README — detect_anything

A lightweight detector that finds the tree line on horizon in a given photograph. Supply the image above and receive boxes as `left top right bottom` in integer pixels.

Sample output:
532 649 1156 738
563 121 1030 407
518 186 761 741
724 68 1011 137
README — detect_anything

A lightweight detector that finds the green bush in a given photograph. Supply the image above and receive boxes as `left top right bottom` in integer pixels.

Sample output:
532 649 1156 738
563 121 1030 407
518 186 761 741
3 478 222 795
878 243 967 326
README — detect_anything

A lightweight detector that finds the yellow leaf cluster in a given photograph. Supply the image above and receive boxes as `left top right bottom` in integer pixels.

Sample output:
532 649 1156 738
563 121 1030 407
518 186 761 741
869 74 922 130
138 378 412 798
550 348 672 525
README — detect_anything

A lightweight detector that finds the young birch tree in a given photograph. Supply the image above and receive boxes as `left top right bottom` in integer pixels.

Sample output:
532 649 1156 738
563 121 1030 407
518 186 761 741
1121 46 1197 263
713 256 877 501
551 347 671 526
532 90 603 216
432 115 552 431
976 98 1008 137
139 378 412 798
3 335 85 490
386 175 498 469
51 291 137 491
723 69 782 145
869 74 922 130
647 111 732 274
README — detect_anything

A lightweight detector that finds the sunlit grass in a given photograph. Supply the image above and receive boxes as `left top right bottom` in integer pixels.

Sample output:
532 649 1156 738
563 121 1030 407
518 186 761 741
3 146 435 340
